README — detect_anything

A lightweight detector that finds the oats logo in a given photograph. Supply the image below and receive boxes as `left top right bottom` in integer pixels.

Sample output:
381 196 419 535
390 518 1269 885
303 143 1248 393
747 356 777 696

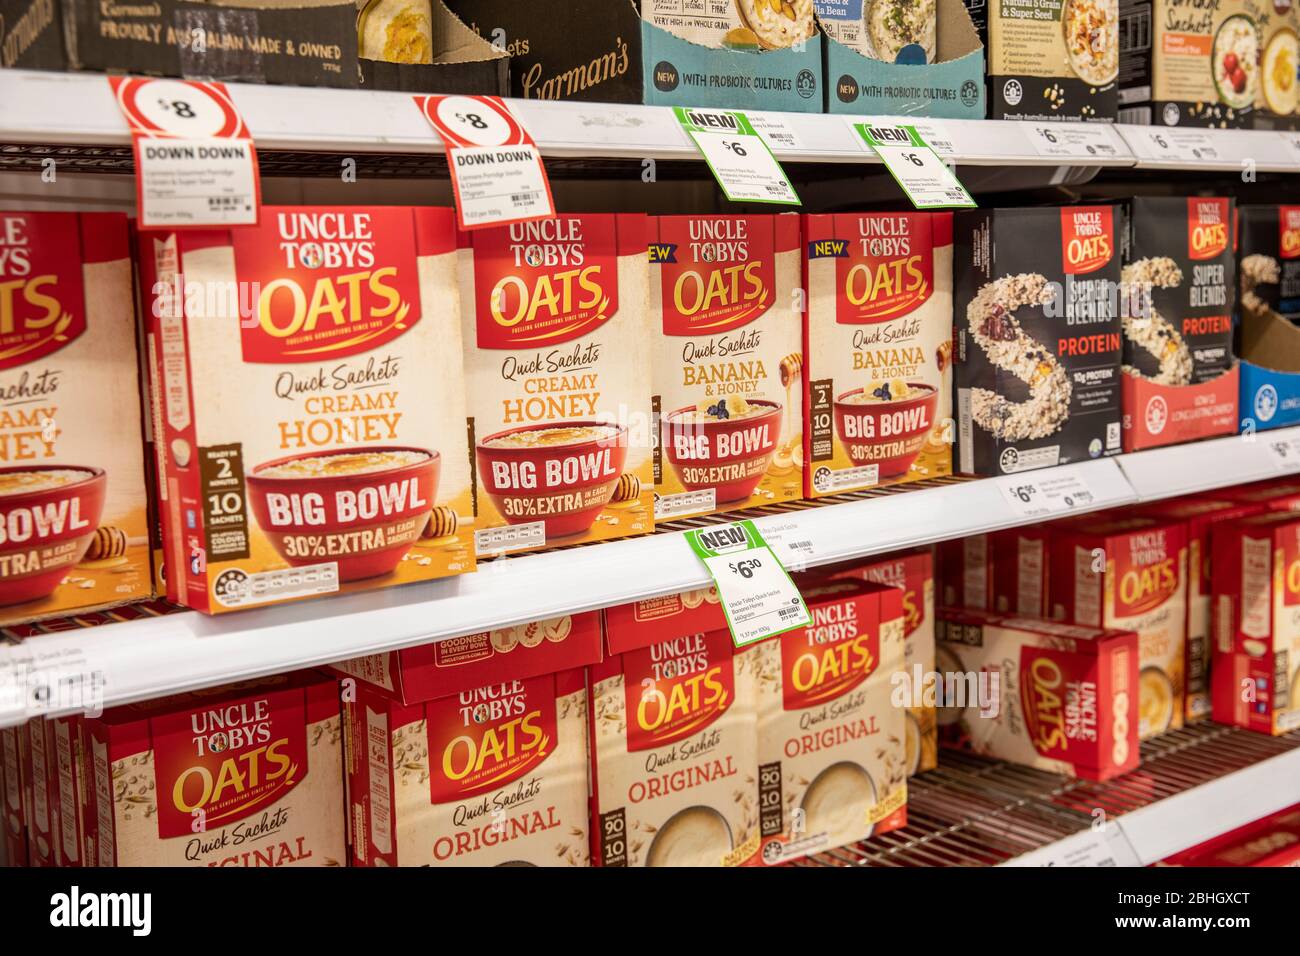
49 886 152 936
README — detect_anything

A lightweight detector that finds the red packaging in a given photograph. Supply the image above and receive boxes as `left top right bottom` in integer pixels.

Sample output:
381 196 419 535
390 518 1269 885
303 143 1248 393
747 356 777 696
1222 478 1300 513
1211 512 1300 735
1159 804 1300 867
938 528 1050 616
0 725 28 866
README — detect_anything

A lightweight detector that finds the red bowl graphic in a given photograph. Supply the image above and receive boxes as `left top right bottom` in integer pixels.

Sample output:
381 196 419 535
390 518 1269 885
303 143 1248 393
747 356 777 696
833 384 939 479
662 400 782 504
0 466 106 607
247 447 439 582
476 422 628 539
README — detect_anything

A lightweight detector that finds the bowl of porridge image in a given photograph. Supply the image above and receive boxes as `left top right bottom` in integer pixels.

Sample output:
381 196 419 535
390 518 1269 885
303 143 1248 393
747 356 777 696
246 447 439 581
662 398 782 505
834 382 939 479
0 466 106 606
475 422 628 538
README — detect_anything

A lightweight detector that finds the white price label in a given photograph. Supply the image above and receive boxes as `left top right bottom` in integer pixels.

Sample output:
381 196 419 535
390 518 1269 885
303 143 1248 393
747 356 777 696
854 123 974 209
675 108 800 205
1267 434 1300 470
1022 123 1122 160
999 467 1097 518
1132 128 1221 164
418 94 555 230
746 111 804 151
685 520 810 647
1282 132 1300 162
0 642 107 724
1010 822 1142 867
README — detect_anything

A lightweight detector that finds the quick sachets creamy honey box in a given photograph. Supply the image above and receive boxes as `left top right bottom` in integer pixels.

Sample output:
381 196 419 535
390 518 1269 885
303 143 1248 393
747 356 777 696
139 206 476 614
0 212 152 626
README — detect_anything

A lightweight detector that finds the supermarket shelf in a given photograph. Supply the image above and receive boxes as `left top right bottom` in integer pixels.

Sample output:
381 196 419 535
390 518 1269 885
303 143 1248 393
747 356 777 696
799 724 1300 867
6 69 1298 173
1116 425 1300 502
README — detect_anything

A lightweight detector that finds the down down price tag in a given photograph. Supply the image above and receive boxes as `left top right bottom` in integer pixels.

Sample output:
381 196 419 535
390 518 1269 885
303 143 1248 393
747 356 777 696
110 77 260 228
685 519 810 647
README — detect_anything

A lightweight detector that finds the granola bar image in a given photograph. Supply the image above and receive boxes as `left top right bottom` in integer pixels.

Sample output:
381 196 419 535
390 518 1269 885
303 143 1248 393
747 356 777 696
1240 253 1280 313
966 273 1072 441
1121 257 1192 386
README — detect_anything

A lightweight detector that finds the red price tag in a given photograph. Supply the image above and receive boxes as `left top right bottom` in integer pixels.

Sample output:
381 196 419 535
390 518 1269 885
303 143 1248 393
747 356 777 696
416 94 555 230
110 76 260 228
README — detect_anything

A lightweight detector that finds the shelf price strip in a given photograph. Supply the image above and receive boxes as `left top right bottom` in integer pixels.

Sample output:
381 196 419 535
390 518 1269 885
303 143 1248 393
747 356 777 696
674 107 800 206
685 520 810 648
109 76 260 228
853 123 974 210
416 94 555 230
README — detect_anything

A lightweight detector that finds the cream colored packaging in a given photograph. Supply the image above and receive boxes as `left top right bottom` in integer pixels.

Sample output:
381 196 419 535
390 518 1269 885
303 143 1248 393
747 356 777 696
816 0 938 62
650 214 803 520
645 0 816 49
1247 0 1298 126
802 212 953 497
755 578 907 865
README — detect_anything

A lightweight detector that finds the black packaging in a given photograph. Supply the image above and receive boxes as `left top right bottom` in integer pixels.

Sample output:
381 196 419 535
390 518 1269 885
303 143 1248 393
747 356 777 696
1 0 64 69
1240 205 1300 324
357 0 509 94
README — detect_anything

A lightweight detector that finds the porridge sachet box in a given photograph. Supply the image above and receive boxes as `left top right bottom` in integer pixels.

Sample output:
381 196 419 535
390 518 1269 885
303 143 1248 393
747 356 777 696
649 214 804 522
1050 514 1189 740
937 608 1140 781
937 528 1051 616
803 212 954 498
139 206 476 614
26 716 85 867
78 672 346 867
1120 197 1237 451
954 206 1124 476
1 724 29 866
458 214 654 558
1211 512 1300 736
0 212 153 626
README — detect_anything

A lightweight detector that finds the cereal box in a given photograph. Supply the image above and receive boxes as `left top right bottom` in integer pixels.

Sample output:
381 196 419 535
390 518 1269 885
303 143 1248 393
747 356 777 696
1239 205 1300 324
954 206 1124 475
80 672 345 866
1050 515 1189 739
937 609 1140 781
344 668 590 867
0 212 152 625
0 724 28 866
458 215 654 557
644 0 816 49
938 529 1051 616
1211 512 1300 735
823 548 937 775
1159 804 1300 866
817 0 938 63
754 578 907 865
593 593 759 866
1246 0 1298 128
140 206 476 614
1225 478 1300 511
803 212 954 497
649 214 804 521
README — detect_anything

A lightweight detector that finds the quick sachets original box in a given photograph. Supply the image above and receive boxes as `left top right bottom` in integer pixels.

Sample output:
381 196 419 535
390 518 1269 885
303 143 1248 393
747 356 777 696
937 609 1140 781
140 206 476 614
0 212 152 625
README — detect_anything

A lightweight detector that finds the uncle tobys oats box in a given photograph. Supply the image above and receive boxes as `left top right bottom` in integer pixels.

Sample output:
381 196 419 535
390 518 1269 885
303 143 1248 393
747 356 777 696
0 212 152 626
754 578 907 865
803 212 954 497
79 672 345 867
593 593 759 867
1 724 28 866
937 528 1051 617
937 609 1140 781
1050 515 1189 739
1211 512 1300 735
458 215 654 557
649 214 804 521
141 206 475 614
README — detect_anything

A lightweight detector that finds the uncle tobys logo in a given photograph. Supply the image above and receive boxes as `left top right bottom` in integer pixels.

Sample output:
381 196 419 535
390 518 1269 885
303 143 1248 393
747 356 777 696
1019 648 1091 760
624 630 733 751
0 213 87 370
1112 530 1179 617
1060 207 1114 275
656 217 773 336
1281 206 1300 259
834 214 934 324
474 216 618 348
233 209 420 364
1188 198 1230 261
780 598 878 710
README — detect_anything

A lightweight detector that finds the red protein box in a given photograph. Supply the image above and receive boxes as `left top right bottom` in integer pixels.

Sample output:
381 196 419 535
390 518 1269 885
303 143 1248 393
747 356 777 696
1211 512 1300 735
937 609 1140 781
938 528 1050 617
1158 805 1300 867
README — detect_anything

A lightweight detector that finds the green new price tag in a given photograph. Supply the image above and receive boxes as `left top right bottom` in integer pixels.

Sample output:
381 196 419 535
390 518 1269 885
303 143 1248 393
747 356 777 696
854 123 975 210
684 519 810 647
675 107 800 206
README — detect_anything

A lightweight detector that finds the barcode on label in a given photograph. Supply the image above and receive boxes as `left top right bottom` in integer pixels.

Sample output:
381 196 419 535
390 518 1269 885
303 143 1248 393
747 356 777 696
788 540 813 551
510 192 536 204
778 605 802 620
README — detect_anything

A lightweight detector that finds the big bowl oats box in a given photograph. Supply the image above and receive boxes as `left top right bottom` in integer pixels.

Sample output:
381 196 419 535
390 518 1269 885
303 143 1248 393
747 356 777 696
937 528 1051 616
79 672 345 867
649 214 804 521
1118 0 1257 127
593 594 759 867
1120 197 1238 451
140 206 475 614
824 549 937 775
0 724 28 866
458 215 654 557
954 206 1124 476
803 212 954 497
753 578 907 865
970 0 1120 121
936 609 1140 780
1239 205 1300 324
1211 512 1300 735
1050 515 1189 739
1139 496 1261 722
0 212 152 626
